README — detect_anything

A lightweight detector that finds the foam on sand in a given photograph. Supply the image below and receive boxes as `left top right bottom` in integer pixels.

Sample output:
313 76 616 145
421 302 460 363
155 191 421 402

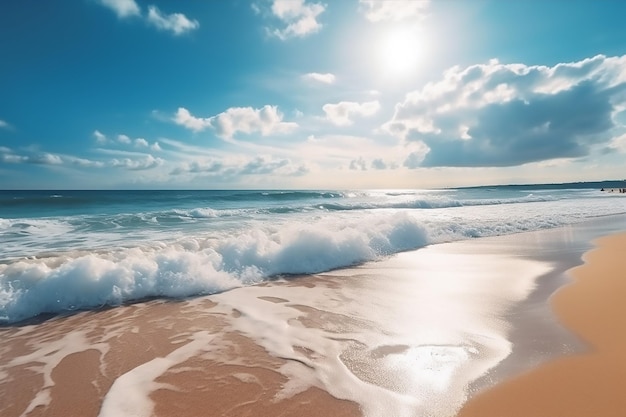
3 218 626 417
210 244 550 417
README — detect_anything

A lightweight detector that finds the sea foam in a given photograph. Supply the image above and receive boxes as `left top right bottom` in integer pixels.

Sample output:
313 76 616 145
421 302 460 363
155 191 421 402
0 212 427 323
1 189 625 324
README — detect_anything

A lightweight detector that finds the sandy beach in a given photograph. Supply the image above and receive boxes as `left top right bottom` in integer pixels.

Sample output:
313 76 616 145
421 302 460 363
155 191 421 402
458 231 626 417
1 216 626 417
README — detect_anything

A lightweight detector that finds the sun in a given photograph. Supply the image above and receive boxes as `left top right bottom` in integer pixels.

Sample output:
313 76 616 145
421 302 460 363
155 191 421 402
378 26 421 77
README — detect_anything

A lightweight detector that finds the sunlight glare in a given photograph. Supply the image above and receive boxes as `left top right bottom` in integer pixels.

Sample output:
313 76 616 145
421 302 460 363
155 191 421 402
378 26 421 77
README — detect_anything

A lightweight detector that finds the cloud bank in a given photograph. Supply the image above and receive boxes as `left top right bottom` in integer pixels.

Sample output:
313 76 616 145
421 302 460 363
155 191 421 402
385 55 626 167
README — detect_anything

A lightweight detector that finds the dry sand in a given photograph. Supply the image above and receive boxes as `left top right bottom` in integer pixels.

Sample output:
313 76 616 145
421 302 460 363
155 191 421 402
458 232 626 417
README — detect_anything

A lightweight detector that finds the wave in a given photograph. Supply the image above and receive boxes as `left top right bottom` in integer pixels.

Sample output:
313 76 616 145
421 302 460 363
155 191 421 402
2 194 626 324
0 212 427 324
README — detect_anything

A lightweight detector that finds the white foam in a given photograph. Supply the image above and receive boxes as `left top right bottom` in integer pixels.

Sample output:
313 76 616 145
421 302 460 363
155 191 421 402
2 195 625 323
98 331 216 417
0 212 428 323
212 245 551 417
4 329 109 417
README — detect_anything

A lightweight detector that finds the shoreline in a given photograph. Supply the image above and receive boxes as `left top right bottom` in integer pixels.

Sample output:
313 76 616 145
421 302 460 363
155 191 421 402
2 216 626 417
458 231 626 417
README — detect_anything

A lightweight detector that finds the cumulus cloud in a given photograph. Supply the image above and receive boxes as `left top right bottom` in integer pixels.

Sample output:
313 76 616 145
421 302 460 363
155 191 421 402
135 138 149 147
93 130 107 144
98 1 198 36
403 152 425 169
359 0 429 22
133 138 161 152
99 0 141 18
174 105 298 139
371 158 388 170
303 72 335 84
146 6 199 35
385 54 626 167
323 100 381 126
67 157 105 168
174 107 211 132
212 105 298 139
349 157 368 171
171 155 307 178
117 134 132 144
348 156 397 171
30 153 64 165
266 0 325 40
171 159 224 175
111 154 163 170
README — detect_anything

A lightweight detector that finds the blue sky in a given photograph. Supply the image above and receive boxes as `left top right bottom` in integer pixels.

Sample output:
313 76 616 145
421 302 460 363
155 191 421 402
1 0 626 189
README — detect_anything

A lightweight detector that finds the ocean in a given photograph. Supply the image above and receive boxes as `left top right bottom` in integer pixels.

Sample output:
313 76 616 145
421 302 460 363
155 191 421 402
1 182 625 324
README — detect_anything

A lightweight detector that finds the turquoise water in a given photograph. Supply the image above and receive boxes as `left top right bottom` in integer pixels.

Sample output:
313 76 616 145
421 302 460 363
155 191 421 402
1 182 625 323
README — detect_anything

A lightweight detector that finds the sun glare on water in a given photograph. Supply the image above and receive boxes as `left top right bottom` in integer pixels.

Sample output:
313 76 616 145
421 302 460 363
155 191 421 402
378 26 422 77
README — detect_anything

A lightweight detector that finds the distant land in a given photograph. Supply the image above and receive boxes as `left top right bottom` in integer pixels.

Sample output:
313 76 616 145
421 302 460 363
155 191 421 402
457 180 626 191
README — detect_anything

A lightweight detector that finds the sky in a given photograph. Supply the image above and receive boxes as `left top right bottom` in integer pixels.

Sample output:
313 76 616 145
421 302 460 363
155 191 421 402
1 0 626 190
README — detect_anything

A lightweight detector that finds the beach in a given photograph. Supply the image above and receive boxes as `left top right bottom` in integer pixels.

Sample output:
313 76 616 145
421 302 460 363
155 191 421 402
2 213 626 417
458 231 626 417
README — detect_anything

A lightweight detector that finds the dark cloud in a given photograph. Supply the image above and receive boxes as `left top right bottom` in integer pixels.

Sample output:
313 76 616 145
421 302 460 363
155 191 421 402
387 55 626 167
423 82 614 167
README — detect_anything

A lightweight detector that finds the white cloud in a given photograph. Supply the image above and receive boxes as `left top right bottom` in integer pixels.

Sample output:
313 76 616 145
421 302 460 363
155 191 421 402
211 105 298 139
609 133 626 152
97 1 198 36
146 6 199 35
67 157 105 168
268 0 325 40
359 0 429 22
1 153 26 164
31 153 63 165
174 105 298 139
174 107 211 132
135 137 161 151
117 134 132 144
93 130 107 144
384 54 626 167
0 120 10 129
171 159 224 175
303 72 335 84
0 148 104 168
111 154 163 170
323 100 381 126
170 155 308 178
135 138 149 147
99 0 141 18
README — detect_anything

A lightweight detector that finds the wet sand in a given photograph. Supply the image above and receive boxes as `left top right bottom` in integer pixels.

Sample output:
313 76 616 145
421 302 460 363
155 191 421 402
2 217 626 417
458 232 626 417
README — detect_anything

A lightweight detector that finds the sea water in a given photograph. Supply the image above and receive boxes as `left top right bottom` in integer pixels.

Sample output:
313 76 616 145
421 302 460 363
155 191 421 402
1 183 625 324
